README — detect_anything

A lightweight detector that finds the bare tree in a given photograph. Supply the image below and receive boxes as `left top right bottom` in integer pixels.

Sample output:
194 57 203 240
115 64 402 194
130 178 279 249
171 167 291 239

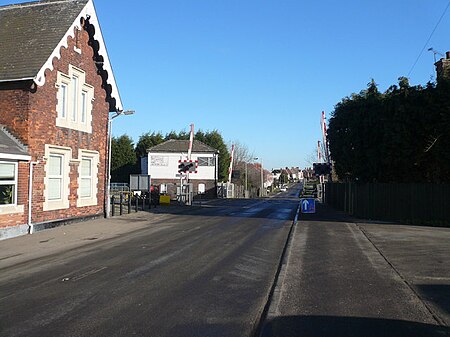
305 141 328 167
228 140 255 164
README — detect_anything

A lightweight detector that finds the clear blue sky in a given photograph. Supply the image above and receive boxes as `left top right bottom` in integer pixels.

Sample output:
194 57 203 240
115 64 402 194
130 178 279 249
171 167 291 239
2 0 449 170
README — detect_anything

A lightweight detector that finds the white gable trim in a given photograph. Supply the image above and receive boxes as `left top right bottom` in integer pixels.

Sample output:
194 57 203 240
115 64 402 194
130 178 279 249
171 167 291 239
33 0 123 111
0 153 31 161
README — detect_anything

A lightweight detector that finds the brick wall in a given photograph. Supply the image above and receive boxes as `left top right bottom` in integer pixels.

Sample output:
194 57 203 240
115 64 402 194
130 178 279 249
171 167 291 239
0 161 28 228
29 26 109 223
0 83 31 144
0 25 110 228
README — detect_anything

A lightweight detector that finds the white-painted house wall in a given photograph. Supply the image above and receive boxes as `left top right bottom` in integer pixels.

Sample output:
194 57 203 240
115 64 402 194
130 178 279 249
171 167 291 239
144 152 216 180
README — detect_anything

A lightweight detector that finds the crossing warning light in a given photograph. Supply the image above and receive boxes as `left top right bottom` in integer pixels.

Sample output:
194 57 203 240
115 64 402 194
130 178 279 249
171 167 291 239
313 162 332 176
178 160 198 173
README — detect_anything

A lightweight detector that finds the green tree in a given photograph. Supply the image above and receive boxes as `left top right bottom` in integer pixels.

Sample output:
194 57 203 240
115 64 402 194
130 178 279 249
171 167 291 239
328 77 450 183
111 134 136 183
135 132 165 172
135 131 164 159
202 130 230 181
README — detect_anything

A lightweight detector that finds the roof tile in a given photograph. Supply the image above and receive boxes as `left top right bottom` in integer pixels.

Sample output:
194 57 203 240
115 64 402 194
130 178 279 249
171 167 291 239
0 0 89 82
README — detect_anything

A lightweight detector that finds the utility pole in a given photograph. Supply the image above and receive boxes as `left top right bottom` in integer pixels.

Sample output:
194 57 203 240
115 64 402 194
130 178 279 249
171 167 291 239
260 158 264 197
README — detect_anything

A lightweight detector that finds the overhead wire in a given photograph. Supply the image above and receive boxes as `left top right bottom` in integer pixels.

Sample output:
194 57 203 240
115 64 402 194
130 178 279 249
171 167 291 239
407 0 450 77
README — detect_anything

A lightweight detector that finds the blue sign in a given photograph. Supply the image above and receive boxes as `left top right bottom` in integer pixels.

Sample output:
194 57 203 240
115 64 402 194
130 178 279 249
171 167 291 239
300 198 315 214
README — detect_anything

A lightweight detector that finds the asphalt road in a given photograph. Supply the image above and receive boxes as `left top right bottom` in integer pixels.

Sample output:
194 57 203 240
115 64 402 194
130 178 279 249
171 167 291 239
0 188 300 337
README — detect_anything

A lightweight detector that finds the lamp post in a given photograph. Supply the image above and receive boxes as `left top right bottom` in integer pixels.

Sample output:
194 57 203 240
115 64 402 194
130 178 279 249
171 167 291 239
106 109 134 218
245 157 258 198
260 158 264 197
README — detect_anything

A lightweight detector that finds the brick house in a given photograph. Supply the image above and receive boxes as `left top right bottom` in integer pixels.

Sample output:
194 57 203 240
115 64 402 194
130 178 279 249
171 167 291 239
0 0 122 239
141 140 219 199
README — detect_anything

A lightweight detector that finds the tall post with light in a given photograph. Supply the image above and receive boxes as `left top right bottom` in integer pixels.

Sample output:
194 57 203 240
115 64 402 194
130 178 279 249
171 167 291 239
106 109 135 218
260 158 264 197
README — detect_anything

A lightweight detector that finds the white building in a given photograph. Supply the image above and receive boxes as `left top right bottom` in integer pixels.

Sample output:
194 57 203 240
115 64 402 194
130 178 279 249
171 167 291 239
141 139 219 198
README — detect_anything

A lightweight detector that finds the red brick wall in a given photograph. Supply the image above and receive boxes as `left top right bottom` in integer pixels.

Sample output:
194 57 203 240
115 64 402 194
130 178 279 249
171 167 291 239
0 86 31 145
0 161 28 228
28 27 109 223
0 25 110 228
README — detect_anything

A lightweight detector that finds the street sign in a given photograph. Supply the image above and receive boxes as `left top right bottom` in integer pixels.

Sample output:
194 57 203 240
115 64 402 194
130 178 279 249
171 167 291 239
300 198 315 213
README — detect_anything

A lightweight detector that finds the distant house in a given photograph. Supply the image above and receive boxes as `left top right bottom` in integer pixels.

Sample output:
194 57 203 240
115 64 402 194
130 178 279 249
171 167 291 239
0 0 122 239
272 169 282 182
302 168 314 180
141 140 219 199
288 167 300 181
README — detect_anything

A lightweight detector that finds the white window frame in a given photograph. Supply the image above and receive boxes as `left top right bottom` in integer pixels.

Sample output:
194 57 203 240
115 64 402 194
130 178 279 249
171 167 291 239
56 65 94 133
0 160 25 215
47 154 64 201
77 149 99 207
80 157 92 198
160 183 167 194
198 183 205 194
59 82 68 119
198 157 215 166
0 161 18 206
43 145 71 211
71 75 79 122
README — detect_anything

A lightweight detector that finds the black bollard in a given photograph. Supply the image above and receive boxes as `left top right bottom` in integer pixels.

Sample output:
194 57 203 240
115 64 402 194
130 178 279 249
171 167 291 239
135 194 138 212
141 196 145 211
119 193 123 215
128 193 131 214
111 195 115 217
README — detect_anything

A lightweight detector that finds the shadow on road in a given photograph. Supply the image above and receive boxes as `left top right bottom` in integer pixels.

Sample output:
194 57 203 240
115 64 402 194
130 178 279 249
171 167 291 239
137 197 301 221
416 284 450 323
260 315 449 337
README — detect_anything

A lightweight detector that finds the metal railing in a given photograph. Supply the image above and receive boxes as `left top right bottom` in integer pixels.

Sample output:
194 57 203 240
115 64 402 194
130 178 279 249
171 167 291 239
109 192 157 216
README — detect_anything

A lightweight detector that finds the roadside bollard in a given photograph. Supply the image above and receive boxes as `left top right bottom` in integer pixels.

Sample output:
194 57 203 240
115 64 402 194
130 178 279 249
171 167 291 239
135 195 138 212
111 195 115 217
119 193 123 215
128 194 131 214
141 195 145 211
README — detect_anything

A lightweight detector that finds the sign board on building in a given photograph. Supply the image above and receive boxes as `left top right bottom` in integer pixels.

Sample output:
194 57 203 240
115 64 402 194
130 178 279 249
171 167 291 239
130 174 151 191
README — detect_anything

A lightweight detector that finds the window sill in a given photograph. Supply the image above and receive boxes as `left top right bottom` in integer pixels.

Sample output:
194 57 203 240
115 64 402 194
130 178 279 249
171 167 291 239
77 197 98 208
43 199 70 211
56 117 92 133
0 204 24 215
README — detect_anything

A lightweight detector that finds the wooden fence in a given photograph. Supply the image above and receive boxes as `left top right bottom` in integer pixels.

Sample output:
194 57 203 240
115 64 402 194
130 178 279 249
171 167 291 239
325 182 450 226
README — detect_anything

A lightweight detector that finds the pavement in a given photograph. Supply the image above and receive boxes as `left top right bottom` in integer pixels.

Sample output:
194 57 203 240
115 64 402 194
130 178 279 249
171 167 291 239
260 202 450 337
0 206 185 269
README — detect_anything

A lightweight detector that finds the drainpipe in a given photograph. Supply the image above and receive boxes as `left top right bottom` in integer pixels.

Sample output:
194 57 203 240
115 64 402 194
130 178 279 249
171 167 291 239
28 161 39 234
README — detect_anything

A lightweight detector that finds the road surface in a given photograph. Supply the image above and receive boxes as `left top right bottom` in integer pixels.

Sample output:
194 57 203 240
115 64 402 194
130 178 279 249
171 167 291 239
0 188 300 337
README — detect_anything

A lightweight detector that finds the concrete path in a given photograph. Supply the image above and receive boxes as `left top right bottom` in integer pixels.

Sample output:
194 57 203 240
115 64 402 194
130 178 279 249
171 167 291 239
261 203 450 337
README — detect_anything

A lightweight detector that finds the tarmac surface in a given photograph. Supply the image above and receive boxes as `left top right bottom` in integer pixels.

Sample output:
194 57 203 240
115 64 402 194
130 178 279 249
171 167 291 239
260 202 450 337
0 195 298 337
1 187 449 337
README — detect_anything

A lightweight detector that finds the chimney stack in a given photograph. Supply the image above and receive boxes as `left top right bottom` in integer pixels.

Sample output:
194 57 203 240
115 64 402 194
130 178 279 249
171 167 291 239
435 51 450 82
